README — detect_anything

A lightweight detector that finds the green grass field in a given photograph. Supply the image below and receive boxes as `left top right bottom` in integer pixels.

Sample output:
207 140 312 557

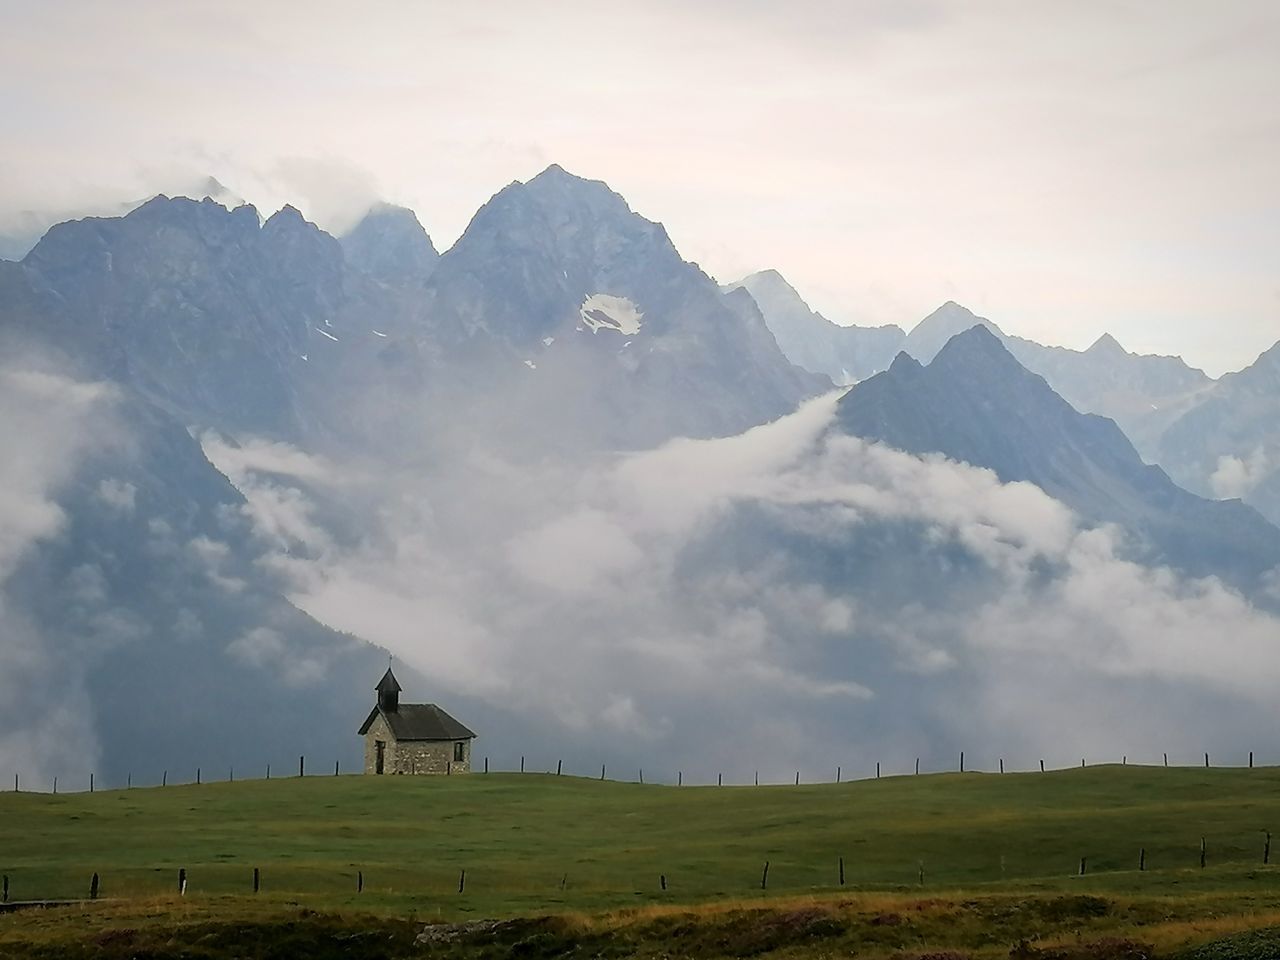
3 766 1280 957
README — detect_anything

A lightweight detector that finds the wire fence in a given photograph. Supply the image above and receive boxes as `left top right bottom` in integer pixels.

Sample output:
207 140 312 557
6 748 1269 795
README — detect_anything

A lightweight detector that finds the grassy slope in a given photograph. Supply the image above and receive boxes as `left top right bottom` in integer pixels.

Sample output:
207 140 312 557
2 766 1280 956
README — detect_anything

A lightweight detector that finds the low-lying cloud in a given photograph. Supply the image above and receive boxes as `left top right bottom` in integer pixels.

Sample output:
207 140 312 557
203 394 1280 780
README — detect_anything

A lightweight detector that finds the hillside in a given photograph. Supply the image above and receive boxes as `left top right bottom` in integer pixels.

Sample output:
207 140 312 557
4 768 1280 957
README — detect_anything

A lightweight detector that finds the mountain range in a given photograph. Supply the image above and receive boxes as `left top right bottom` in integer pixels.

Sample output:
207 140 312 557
2 164 1278 780
731 268 1279 527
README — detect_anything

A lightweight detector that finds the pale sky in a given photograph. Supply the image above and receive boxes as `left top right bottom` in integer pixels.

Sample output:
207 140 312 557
2 0 1278 375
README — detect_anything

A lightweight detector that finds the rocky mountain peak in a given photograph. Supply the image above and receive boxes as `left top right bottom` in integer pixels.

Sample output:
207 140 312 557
1087 332 1127 356
340 203 438 286
902 301 1004 363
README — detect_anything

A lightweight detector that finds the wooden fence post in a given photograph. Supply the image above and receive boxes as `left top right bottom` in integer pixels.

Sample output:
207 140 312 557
959 751 964 773
1201 837 1206 869
999 759 1004 774
876 762 880 779
1265 832 1271 865
163 770 167 787
718 773 723 787
754 771 758 786
266 764 270 780
90 773 94 793
1139 848 1146 871
915 758 920 775
253 867 260 893
197 767 201 785
1205 753 1210 768
557 760 562 776
760 861 769 890
660 874 667 891
1163 752 1168 767
1079 857 1087 876
838 856 845 886
678 771 682 786
178 868 187 896
1250 751 1254 769
299 755 305 778
795 771 800 786
357 870 364 893
90 873 99 900
458 869 466 894
837 765 841 783
639 769 643 784
484 757 488 774
520 756 525 773
601 763 606 781
335 761 339 776
1040 759 1045 773
2 874 8 902
918 861 925 886
53 776 57 794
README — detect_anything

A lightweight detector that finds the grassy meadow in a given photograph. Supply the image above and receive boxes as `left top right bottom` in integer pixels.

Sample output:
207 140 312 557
3 766 1280 957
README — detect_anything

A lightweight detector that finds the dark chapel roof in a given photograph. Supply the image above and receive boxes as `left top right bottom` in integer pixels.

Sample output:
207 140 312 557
358 702 477 741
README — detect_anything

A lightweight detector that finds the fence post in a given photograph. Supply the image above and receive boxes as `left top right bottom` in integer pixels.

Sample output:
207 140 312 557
1250 751 1254 769
959 751 964 773
916 758 920 775
760 861 769 890
1079 857 1087 876
754 771 758 786
1265 832 1271 865
718 773 723 787
678 771 682 786
2 874 8 902
999 759 1004 774
837 765 841 784
660 873 667 891
253 867 260 893
127 773 131 789
230 767 234 782
197 767 201 785
162 770 167 787
639 769 643 784
357 870 363 893
1163 752 1168 767
90 873 99 900
1201 837 1206 869
266 764 270 780
335 761 339 777
1139 848 1145 871
178 868 187 896
876 762 880 779
795 771 800 786
458 869 466 894
53 776 57 794
520 756 525 774
1205 753 1210 769
838 856 845 886
601 763 606 781
1040 759 1045 773
484 757 488 774
557 760 562 776
90 773 94 793
299 756 305 778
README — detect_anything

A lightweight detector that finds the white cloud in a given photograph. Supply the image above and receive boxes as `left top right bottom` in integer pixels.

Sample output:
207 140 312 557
1211 446 1271 499
207 395 1280 776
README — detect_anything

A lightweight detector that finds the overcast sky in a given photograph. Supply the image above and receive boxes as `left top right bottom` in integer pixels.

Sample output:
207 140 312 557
3 0 1278 375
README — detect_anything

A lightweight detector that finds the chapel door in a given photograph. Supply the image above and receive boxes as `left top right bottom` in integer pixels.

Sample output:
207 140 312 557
375 740 385 774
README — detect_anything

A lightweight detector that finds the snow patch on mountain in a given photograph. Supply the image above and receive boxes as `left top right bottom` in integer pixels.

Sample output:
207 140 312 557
580 294 643 336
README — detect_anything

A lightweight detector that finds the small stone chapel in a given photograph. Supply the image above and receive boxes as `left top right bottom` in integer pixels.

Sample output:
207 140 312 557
358 667 477 775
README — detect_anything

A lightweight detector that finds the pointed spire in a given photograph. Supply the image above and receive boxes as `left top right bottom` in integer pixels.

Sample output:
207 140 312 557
376 665 401 712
